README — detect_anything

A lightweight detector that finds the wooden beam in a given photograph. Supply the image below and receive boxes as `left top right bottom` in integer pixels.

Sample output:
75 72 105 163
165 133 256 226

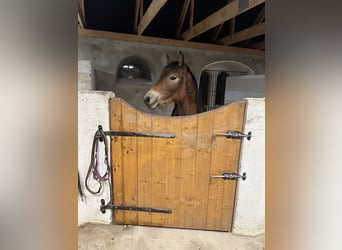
248 40 265 50
78 28 265 56
139 0 144 20
78 13 84 29
189 0 194 28
254 5 265 24
137 0 168 35
78 0 86 28
210 23 224 42
230 18 236 36
210 17 237 43
134 0 141 32
181 0 265 41
243 5 265 45
210 0 232 42
176 0 191 37
217 22 265 45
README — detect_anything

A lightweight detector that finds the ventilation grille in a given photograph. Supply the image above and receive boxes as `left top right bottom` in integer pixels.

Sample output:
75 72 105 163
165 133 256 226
199 70 248 111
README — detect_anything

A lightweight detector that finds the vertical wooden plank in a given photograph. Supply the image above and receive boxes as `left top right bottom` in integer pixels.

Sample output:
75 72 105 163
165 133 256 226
178 115 198 228
121 102 138 224
111 98 246 231
111 98 124 224
163 118 182 227
136 110 152 225
220 102 246 230
150 116 170 226
192 112 215 229
206 106 231 231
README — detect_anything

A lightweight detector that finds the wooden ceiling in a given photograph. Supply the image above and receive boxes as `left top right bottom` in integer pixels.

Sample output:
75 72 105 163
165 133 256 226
78 0 265 53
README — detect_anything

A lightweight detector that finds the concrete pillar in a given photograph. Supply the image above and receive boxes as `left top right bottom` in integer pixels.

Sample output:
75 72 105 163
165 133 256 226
78 60 96 90
232 98 265 236
78 90 115 225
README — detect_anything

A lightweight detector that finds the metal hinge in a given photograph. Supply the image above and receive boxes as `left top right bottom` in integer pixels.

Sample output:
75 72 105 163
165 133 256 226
100 199 172 214
97 125 175 140
211 172 247 182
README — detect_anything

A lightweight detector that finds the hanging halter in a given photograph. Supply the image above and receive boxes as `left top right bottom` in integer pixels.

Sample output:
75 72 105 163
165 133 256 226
85 126 110 195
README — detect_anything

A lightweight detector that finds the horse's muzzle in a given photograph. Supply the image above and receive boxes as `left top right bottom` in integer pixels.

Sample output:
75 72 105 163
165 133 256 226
144 90 160 108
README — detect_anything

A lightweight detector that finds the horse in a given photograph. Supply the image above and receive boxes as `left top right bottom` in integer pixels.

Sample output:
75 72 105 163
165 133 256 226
143 51 205 116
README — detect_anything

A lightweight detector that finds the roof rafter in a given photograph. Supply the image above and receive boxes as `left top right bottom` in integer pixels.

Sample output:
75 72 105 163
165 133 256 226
189 0 194 28
210 0 232 42
175 0 191 37
243 5 265 45
134 0 141 32
210 23 224 42
181 0 265 41
137 0 169 35
216 22 265 45
78 0 86 28
230 17 236 36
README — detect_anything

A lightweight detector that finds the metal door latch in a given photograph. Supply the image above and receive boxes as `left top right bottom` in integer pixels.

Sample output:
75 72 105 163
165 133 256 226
211 172 247 182
100 199 172 214
213 130 252 141
97 125 176 140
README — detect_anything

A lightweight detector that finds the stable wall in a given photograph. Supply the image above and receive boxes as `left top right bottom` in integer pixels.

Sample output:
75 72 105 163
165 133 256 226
225 75 265 104
78 36 264 115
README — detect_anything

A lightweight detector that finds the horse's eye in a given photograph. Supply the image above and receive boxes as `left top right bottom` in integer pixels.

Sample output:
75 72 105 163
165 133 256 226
170 76 177 80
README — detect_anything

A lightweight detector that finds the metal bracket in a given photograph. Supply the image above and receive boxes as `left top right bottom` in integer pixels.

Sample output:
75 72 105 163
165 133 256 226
213 130 252 142
211 172 247 182
100 199 172 214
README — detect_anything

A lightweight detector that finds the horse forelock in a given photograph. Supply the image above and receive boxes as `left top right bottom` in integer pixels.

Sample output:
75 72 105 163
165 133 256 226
160 61 182 78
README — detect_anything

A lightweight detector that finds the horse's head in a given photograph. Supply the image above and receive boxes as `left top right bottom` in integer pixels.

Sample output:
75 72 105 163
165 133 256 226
144 51 191 109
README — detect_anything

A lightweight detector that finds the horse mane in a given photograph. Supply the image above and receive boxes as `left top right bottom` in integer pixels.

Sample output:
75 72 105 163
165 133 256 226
186 65 206 114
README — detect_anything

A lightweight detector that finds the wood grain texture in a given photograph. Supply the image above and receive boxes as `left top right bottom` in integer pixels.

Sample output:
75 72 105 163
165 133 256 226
121 102 138 224
136 110 152 225
111 98 124 224
110 98 246 231
181 0 265 41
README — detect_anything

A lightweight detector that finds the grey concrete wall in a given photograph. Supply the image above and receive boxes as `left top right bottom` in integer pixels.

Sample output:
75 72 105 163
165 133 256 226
78 60 96 90
225 75 265 104
78 37 264 115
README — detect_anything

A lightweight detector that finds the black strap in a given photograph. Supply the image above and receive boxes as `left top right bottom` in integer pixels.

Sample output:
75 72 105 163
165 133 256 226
85 127 110 195
78 170 85 201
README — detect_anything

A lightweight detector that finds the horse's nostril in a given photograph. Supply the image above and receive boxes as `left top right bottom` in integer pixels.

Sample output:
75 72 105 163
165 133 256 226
144 96 150 104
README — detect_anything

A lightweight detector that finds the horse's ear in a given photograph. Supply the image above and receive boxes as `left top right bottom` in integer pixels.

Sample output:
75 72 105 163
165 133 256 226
166 54 172 64
178 51 184 66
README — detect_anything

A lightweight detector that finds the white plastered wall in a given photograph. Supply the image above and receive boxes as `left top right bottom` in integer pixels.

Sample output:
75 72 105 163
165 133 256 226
232 98 265 236
78 60 114 225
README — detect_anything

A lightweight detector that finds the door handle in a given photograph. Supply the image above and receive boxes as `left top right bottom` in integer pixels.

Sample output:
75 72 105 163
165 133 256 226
211 172 246 182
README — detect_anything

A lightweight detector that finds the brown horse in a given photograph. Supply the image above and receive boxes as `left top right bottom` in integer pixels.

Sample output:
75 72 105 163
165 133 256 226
144 52 205 116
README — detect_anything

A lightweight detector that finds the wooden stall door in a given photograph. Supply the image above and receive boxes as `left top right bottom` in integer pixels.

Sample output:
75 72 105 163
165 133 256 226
110 98 245 231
